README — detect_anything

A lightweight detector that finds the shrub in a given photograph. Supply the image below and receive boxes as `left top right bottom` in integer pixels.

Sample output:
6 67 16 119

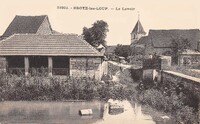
137 88 199 123
174 105 198 124
108 62 120 75
0 72 137 101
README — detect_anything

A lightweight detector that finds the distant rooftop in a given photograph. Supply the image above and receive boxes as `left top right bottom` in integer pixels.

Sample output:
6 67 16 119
2 15 52 37
134 29 200 50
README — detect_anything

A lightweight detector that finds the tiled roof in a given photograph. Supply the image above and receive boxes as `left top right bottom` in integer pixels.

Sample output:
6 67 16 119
0 34 103 56
133 36 149 45
131 20 146 35
149 29 200 49
2 15 51 37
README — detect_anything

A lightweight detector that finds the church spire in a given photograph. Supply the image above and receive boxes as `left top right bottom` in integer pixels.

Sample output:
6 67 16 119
137 12 140 33
131 13 146 44
131 19 146 35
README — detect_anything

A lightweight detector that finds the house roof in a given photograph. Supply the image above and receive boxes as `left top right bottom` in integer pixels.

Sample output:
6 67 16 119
131 20 146 35
2 15 52 37
149 29 200 49
0 34 103 57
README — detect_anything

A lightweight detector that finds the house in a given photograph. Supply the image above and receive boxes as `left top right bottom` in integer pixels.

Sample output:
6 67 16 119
0 34 104 79
1 15 53 39
138 29 200 56
0 15 105 80
131 29 200 65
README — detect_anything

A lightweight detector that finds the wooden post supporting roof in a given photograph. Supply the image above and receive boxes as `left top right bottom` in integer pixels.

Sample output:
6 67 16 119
48 57 53 77
24 57 29 76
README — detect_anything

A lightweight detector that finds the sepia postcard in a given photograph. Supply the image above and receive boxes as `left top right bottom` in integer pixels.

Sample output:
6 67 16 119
0 0 200 124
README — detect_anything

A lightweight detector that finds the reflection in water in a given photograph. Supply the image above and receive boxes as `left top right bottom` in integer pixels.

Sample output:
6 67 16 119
94 100 155 124
0 100 155 124
0 101 104 124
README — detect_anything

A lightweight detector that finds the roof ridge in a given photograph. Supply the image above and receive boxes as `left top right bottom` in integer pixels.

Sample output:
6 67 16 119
12 33 79 36
149 29 200 31
15 15 47 17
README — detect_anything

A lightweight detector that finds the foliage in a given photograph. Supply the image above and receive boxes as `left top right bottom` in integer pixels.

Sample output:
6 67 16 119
118 69 134 85
107 62 120 75
0 72 136 101
136 73 199 123
114 44 131 58
170 37 191 64
130 69 143 81
82 20 109 47
138 89 198 124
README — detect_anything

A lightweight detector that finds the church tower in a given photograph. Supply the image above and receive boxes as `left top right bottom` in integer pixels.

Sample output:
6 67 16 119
131 14 146 44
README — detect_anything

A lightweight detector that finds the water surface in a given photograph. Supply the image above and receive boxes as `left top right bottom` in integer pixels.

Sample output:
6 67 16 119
0 101 104 124
0 100 155 124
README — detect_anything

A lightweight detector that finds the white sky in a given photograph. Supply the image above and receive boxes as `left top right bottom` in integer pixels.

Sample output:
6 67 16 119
0 0 200 45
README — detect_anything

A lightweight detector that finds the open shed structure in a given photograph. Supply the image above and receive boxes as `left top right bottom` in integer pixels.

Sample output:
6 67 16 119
0 34 104 79
0 15 107 80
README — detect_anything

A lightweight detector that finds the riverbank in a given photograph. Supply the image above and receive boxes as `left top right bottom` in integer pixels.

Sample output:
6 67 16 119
0 61 199 123
0 72 136 101
108 61 199 124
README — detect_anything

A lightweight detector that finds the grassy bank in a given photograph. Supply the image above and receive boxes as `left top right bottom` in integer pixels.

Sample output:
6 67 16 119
0 72 136 101
135 72 199 124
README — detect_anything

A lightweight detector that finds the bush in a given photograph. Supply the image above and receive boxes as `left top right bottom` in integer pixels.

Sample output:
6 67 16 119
137 88 199 123
108 62 120 75
174 105 198 124
0 72 137 101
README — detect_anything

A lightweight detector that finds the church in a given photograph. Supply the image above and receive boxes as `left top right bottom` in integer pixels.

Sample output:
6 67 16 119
130 16 200 66
129 16 146 65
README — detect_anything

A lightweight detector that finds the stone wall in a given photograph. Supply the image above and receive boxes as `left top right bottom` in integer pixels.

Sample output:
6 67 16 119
70 57 103 80
159 70 200 120
0 57 6 72
160 71 200 95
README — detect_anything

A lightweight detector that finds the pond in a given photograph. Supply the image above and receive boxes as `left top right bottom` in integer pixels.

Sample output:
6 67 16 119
0 100 155 124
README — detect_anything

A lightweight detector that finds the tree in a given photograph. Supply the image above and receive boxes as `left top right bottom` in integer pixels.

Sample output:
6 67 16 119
82 20 109 47
114 44 131 58
171 37 191 65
